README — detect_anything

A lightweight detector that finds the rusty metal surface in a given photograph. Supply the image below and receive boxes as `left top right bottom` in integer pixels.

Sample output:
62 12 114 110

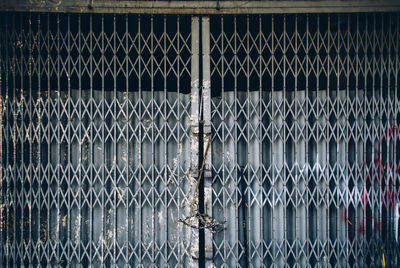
0 0 400 14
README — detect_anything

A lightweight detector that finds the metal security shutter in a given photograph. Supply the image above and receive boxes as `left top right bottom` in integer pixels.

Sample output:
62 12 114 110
206 13 400 267
1 11 400 268
0 13 199 267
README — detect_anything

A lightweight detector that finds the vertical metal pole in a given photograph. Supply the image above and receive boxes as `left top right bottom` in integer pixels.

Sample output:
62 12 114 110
101 13 105 266
78 14 83 265
395 12 400 247
46 13 51 267
305 14 310 265
190 16 200 267
362 13 368 264
5 14 9 267
176 15 182 267
125 14 129 267
163 15 168 268
112 14 117 267
28 13 33 266
11 13 17 266
0 12 3 267
201 16 213 268
138 15 143 266
150 15 155 266
56 13 61 265
221 16 227 266
67 14 72 265
89 13 93 265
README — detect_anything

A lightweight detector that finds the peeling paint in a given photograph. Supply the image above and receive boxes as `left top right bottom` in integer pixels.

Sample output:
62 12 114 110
62 215 67 227
158 211 165 226
74 214 81 244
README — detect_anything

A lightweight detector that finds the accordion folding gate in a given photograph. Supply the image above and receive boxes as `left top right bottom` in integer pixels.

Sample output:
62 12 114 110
1 12 400 267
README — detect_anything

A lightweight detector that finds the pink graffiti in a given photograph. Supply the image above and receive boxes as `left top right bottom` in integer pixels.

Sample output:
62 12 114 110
343 126 399 237
364 126 400 207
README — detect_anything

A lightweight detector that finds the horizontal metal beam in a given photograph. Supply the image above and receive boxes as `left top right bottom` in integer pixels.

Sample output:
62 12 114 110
1 0 400 14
